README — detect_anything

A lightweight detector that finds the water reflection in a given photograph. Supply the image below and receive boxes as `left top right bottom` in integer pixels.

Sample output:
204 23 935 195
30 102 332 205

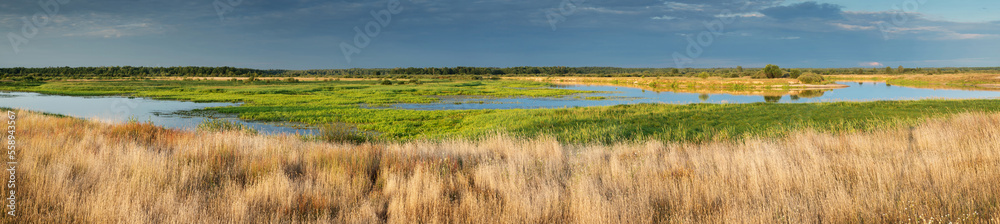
764 95 782 103
390 82 1000 110
797 90 827 98
698 94 709 102
0 92 315 135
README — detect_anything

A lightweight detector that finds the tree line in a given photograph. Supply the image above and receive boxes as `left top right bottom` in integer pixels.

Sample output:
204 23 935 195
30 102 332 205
2 66 999 80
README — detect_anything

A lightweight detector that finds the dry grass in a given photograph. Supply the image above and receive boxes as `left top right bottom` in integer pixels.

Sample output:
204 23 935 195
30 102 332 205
5 110 1000 223
508 76 848 96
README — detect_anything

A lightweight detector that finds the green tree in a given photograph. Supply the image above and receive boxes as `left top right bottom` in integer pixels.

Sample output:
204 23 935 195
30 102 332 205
763 64 782 79
698 72 710 79
736 66 744 73
897 66 905 74
789 69 803 78
885 66 894 74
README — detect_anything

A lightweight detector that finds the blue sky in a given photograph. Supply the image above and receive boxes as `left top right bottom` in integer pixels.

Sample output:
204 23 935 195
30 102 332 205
1 0 998 69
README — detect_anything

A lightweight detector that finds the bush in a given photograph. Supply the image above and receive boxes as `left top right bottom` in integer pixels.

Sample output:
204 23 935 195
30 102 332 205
380 80 393 85
751 71 768 79
197 119 258 135
284 77 299 83
789 69 803 79
797 72 825 84
698 72 710 79
763 64 782 78
317 123 373 144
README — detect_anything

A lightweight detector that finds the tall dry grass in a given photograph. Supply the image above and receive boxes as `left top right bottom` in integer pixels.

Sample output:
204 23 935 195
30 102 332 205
3 110 1000 223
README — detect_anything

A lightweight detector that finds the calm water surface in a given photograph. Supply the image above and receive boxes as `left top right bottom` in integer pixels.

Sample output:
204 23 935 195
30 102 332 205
0 92 316 135
389 82 1000 110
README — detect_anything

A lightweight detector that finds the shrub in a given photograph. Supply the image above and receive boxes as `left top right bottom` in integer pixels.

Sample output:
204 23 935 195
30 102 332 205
284 77 299 83
797 72 825 84
751 71 768 79
698 72 710 79
789 69 803 78
197 119 258 135
380 80 393 85
317 123 373 144
763 64 782 78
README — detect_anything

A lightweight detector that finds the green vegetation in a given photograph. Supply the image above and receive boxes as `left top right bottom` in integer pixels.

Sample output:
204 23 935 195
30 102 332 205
314 123 375 144
763 64 782 79
4 66 1000 81
5 78 1000 144
789 69 803 78
797 72 825 84
197 119 258 135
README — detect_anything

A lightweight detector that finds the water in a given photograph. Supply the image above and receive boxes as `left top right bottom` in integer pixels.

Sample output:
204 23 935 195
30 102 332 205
0 92 316 135
389 82 1000 110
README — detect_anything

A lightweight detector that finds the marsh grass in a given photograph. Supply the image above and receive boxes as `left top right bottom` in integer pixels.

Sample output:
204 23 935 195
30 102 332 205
7 79 1000 143
5 110 1000 223
315 123 375 144
198 119 259 135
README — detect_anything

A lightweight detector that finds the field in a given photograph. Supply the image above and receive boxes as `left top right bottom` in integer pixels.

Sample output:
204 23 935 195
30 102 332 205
5 76 1000 144
5 72 1000 222
6 109 1000 223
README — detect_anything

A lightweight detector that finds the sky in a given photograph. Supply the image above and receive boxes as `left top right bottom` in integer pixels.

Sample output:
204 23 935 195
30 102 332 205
0 0 998 69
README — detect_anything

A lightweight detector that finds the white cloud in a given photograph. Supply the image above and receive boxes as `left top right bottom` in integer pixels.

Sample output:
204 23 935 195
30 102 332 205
831 23 875 31
715 12 764 19
860 62 884 67
51 13 170 38
881 25 1000 40
664 2 706 11
651 15 678 20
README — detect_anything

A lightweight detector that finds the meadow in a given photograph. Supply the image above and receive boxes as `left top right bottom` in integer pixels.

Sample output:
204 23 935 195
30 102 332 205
5 109 999 223
5 77 1000 143
5 71 1000 222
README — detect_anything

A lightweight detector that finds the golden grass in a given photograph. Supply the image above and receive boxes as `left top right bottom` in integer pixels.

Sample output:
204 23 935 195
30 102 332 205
507 76 848 96
5 110 1000 223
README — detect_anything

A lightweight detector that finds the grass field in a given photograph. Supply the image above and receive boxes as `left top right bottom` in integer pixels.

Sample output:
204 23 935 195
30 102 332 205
5 77 1000 143
5 109 999 223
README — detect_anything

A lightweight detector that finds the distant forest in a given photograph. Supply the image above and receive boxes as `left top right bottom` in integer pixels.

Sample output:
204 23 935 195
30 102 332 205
2 66 999 80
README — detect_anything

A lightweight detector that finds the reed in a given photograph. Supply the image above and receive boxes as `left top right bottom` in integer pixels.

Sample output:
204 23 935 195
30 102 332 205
4 110 1000 223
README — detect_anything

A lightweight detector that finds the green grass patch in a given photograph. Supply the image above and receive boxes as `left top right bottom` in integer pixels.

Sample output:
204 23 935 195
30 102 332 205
5 79 1000 144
